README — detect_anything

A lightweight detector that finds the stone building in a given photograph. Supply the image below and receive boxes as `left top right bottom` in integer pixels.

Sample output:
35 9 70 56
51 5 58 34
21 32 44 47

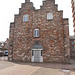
71 0 75 35
71 0 75 58
8 0 70 63
70 36 75 58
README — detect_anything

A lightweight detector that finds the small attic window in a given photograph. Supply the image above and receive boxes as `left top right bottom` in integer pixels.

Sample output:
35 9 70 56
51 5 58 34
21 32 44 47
23 14 29 22
47 13 53 20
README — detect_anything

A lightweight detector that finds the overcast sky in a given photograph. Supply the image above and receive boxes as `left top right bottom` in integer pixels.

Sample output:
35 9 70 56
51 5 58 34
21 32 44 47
0 0 73 41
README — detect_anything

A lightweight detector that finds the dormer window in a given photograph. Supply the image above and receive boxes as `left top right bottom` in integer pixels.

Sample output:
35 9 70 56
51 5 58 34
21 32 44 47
47 13 53 20
34 29 39 37
23 14 29 22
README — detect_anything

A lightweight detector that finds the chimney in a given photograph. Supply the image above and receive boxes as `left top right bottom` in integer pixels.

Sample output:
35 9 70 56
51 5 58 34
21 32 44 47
25 0 30 2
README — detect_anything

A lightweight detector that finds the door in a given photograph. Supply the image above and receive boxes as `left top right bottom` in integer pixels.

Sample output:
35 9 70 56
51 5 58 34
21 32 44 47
34 50 41 62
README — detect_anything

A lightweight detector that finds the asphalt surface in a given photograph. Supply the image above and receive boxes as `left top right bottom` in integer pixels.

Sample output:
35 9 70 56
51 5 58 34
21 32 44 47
0 57 75 75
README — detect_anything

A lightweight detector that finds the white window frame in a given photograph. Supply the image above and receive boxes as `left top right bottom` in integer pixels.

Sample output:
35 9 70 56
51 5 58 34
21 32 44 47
23 14 29 22
47 13 53 20
34 29 39 37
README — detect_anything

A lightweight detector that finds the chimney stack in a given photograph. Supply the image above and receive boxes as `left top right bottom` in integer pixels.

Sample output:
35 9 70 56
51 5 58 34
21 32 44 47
25 0 30 2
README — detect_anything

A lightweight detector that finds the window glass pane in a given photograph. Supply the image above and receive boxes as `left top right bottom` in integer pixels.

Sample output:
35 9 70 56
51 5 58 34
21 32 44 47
41 50 43 56
34 30 36 37
47 13 53 20
72 46 74 49
32 50 34 56
72 51 75 55
37 30 39 37
23 16 25 21
72 41 74 44
34 29 39 37
23 14 29 22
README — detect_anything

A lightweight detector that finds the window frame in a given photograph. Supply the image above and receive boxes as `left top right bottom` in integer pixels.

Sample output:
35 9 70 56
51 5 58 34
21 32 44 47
23 14 29 22
34 29 39 37
32 50 34 56
47 12 53 20
41 50 43 56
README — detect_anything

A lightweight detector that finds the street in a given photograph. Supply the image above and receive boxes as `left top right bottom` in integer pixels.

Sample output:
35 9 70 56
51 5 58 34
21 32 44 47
0 57 75 75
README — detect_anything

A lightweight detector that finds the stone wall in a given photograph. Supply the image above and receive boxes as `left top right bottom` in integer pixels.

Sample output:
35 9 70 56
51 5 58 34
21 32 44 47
8 0 70 63
8 23 14 61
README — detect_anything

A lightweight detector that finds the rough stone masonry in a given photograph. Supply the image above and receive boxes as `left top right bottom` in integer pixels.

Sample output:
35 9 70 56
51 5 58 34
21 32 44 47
8 0 70 63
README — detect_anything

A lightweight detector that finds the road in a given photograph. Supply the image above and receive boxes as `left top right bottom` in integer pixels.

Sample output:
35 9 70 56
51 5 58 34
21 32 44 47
0 57 75 75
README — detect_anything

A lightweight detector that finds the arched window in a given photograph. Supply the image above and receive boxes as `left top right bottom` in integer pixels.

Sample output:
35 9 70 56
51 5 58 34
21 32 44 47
23 14 29 22
34 29 39 37
47 13 53 20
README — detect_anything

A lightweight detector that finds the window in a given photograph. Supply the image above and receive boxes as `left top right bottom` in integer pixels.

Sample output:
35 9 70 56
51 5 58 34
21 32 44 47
72 41 74 44
34 29 39 37
72 51 75 55
41 50 43 56
23 14 29 22
72 46 74 49
47 13 53 20
32 50 34 56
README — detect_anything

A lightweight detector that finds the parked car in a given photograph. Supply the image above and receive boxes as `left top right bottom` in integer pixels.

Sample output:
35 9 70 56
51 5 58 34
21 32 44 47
4 50 8 56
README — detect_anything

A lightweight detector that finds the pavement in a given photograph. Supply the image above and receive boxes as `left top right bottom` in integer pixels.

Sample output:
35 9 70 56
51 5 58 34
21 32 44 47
0 57 75 75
